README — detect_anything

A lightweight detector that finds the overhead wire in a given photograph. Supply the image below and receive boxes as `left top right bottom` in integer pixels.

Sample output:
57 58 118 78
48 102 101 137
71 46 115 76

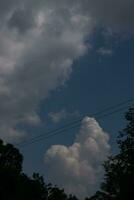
15 97 134 148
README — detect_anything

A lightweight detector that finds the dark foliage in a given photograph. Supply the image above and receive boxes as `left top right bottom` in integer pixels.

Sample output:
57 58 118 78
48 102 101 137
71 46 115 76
0 139 78 200
89 108 134 200
1 108 133 200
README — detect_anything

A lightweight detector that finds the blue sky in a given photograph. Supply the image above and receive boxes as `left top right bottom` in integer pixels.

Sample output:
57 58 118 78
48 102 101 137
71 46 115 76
21 29 134 177
0 0 134 198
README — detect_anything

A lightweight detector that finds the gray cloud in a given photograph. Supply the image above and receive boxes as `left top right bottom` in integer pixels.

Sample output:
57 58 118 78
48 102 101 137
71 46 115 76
81 0 134 33
8 8 35 33
0 0 92 142
0 0 134 142
45 117 110 198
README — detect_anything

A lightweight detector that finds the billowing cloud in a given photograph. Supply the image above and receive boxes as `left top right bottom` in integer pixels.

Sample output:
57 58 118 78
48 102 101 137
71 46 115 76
45 117 110 198
0 0 92 142
0 0 134 142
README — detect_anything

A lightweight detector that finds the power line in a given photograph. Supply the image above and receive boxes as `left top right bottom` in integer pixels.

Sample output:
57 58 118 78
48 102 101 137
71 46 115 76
17 104 134 148
16 101 134 148
15 97 134 148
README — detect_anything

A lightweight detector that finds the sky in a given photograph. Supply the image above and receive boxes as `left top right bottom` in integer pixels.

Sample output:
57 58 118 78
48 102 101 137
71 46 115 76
0 0 134 198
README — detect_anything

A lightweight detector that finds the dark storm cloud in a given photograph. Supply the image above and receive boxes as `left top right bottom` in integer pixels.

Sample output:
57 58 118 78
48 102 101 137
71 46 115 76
81 0 134 33
8 8 35 33
0 0 134 140
0 0 91 141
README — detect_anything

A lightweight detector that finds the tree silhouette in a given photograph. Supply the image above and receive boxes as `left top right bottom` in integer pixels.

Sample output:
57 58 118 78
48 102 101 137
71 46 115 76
0 140 23 173
48 186 68 200
2 108 133 200
0 139 78 200
0 140 23 199
89 107 134 200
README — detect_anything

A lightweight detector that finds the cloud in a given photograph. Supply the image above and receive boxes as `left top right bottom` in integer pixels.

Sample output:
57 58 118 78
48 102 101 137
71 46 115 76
8 8 35 33
17 112 41 126
48 110 79 123
97 47 113 56
45 117 110 198
0 0 92 142
0 0 134 142
80 0 134 33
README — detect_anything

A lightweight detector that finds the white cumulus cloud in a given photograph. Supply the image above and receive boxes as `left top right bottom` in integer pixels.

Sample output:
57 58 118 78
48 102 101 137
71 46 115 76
45 117 110 198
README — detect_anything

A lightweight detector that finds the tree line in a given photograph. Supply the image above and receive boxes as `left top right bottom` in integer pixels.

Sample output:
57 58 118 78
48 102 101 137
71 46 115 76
0 108 134 200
